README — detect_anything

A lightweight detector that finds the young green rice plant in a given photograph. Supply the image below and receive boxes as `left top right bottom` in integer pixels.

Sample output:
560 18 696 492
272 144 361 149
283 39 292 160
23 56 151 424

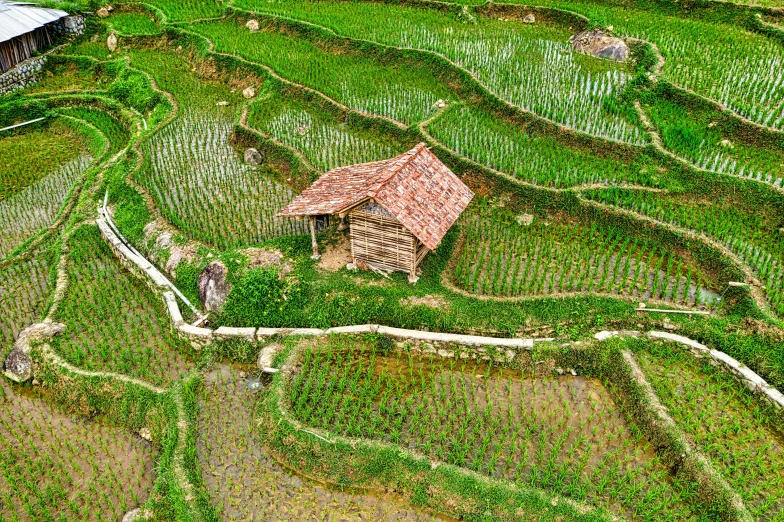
238 0 645 143
189 18 455 125
0 240 57 356
0 155 91 258
52 225 193 386
138 0 225 22
128 47 306 248
585 187 784 315
454 208 718 308
289 337 702 521
0 377 156 521
429 104 665 189
247 93 407 172
198 362 442 521
637 340 784 521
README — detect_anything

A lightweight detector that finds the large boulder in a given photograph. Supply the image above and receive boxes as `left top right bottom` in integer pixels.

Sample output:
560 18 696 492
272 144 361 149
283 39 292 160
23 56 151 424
107 33 118 53
242 86 256 99
3 349 32 383
198 261 230 313
570 29 628 62
244 148 265 166
246 19 260 32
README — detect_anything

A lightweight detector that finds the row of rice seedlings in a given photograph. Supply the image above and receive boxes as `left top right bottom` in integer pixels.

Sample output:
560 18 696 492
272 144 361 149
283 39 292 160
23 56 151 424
52 226 192 387
139 0 225 22
55 106 133 157
247 95 406 172
454 211 716 308
429 104 664 188
0 241 56 354
637 342 784 521
586 188 784 315
141 110 306 249
645 98 784 189
109 10 162 36
190 19 455 125
289 340 701 521
0 378 156 522
510 0 784 131
0 155 91 258
240 0 645 143
198 364 440 520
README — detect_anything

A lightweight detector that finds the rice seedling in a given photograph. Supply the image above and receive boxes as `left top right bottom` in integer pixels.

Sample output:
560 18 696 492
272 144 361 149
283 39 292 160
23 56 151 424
428 104 666 188
0 155 91 258
454 208 718 308
198 363 444 521
52 225 193 386
247 94 408 172
138 0 225 22
644 96 784 189
109 10 161 36
238 0 645 143
0 241 56 356
288 336 702 521
128 47 307 249
0 377 157 522
584 187 784 315
637 341 784 521
189 18 456 125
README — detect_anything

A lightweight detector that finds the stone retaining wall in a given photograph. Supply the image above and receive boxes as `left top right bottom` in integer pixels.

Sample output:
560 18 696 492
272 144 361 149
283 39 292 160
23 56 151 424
0 16 85 95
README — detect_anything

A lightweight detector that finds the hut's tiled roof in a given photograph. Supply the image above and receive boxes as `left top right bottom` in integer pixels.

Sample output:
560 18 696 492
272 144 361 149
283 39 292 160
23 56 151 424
278 143 474 250
0 1 68 43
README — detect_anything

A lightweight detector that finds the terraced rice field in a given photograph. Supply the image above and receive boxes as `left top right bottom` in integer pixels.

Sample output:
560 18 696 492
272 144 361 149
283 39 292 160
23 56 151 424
287 337 702 521
0 377 157 521
52 226 192 386
454 210 716 308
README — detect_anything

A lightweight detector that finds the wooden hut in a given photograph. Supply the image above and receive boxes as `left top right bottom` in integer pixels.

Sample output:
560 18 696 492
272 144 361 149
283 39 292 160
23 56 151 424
278 143 474 282
0 1 69 72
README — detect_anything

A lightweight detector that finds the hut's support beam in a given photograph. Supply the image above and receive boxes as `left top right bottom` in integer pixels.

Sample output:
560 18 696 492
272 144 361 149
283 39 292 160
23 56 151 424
408 238 419 284
337 215 347 231
309 216 320 260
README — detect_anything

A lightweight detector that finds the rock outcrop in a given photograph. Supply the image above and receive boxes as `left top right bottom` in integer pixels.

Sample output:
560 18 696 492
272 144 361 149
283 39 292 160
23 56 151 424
198 261 230 312
570 29 628 62
244 148 265 166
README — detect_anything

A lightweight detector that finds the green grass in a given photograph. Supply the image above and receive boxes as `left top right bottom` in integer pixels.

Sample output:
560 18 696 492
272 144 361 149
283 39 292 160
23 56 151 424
188 17 457 125
636 340 784 521
110 11 162 35
237 0 644 143
52 225 193 386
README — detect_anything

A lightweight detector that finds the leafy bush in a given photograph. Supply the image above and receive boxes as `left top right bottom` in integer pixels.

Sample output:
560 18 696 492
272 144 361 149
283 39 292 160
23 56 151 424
220 268 300 327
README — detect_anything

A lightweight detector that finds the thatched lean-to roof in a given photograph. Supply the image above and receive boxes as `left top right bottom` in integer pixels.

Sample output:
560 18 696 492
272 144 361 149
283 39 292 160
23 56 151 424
0 1 68 72
278 143 474 251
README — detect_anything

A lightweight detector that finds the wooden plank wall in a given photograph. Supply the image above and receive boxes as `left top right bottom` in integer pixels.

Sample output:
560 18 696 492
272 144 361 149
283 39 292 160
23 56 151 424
350 210 417 273
1 27 54 72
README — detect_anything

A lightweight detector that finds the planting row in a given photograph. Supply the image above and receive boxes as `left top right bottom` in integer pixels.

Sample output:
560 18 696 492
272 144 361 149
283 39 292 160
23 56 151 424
454 210 717 308
288 337 701 521
52 226 193 386
0 377 156 522
635 339 784 521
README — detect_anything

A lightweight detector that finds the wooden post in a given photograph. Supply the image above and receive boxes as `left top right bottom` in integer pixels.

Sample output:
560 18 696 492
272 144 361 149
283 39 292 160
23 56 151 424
408 238 419 283
337 215 347 231
309 216 320 260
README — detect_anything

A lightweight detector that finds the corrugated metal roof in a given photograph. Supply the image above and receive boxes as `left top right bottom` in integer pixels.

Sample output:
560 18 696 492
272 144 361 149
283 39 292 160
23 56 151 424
0 1 69 43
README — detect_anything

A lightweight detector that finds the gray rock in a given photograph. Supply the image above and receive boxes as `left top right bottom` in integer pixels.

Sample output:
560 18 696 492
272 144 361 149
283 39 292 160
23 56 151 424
242 86 256 99
523 13 536 23
3 349 32 383
246 19 260 32
122 508 151 522
96 7 110 18
107 33 118 53
244 148 265 166
198 261 230 313
570 29 628 62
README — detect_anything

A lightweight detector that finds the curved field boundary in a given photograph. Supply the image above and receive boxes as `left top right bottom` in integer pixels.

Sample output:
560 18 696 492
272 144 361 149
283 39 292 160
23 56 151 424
96 196 784 414
263 340 620 522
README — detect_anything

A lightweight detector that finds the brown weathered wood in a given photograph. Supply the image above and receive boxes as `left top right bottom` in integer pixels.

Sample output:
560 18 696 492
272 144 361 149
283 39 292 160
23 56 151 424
349 209 417 274
308 216 320 259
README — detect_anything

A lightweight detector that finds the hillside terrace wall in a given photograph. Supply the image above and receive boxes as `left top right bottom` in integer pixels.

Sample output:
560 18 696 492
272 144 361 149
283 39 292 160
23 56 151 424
95 210 784 412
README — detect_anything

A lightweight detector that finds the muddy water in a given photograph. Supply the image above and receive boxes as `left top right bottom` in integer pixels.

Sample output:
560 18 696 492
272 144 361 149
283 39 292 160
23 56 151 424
197 364 453 521
0 377 157 521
